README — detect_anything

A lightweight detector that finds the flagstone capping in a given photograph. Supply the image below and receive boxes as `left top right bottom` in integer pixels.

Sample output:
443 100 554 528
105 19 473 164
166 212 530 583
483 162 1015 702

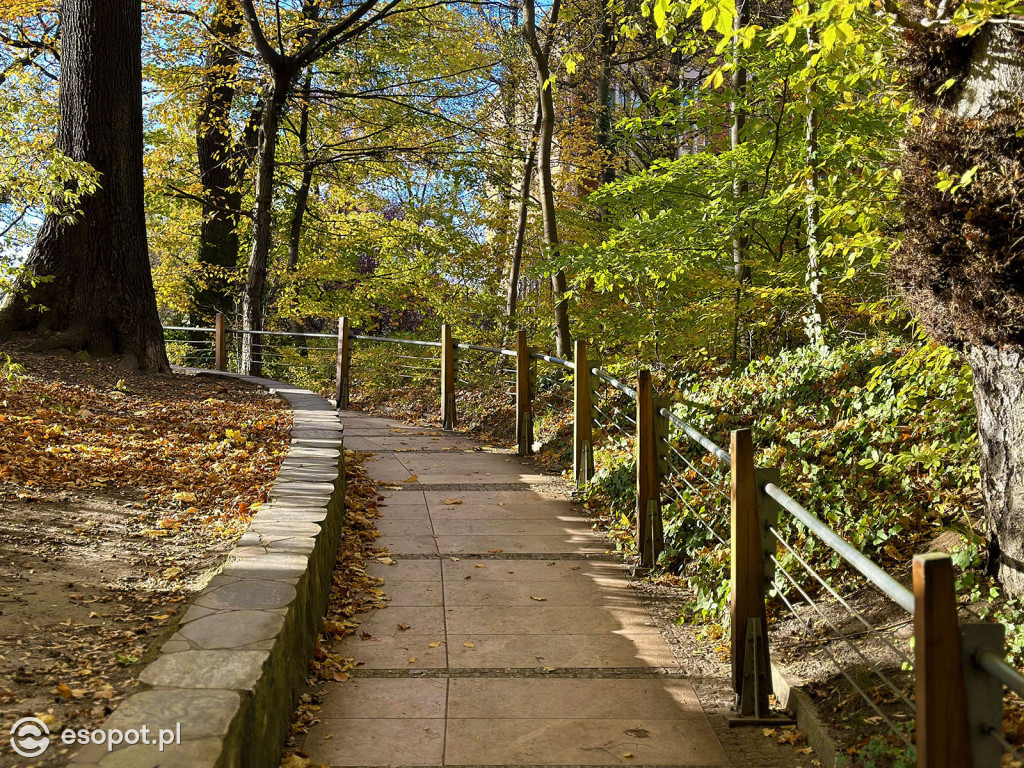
70 372 346 768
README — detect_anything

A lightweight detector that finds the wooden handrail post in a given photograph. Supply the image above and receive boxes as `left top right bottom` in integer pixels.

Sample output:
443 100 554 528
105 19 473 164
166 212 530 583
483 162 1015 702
636 370 664 568
335 316 350 410
441 324 456 430
515 330 533 456
214 312 227 371
730 428 772 716
573 340 595 486
914 552 972 768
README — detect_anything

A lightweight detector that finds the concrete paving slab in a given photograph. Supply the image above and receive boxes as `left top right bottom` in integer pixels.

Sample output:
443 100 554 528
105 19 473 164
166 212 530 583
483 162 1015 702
445 717 726 765
447 678 702 719
431 518 593 536
365 560 442 581
304 718 445 766
441 559 626 582
443 579 636 607
336 633 448 668
384 580 444 606
446 633 678 668
436 534 608 555
444 605 662 634
318 678 448 719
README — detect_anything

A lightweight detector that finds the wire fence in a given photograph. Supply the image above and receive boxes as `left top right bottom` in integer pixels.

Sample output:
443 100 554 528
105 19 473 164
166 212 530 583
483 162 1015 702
163 318 1024 766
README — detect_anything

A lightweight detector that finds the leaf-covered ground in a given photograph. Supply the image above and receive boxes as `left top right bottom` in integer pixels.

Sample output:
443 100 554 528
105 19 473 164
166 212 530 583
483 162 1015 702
0 345 290 767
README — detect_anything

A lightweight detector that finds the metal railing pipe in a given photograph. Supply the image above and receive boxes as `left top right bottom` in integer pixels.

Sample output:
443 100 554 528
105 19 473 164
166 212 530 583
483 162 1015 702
530 351 575 369
591 368 637 399
660 408 731 466
763 482 915 614
228 328 336 339
352 334 442 348
977 648 1024 698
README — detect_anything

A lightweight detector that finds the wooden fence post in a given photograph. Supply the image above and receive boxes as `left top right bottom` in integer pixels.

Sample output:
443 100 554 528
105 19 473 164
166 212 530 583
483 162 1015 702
573 340 595 486
335 316 350 410
214 313 227 371
636 370 664 568
515 330 533 456
914 552 972 768
441 324 456 430
730 428 772 717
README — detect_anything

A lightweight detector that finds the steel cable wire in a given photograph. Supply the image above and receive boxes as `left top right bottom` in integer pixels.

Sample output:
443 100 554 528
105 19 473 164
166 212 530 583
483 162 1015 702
768 526 914 668
770 555 915 712
771 579 914 747
661 484 728 546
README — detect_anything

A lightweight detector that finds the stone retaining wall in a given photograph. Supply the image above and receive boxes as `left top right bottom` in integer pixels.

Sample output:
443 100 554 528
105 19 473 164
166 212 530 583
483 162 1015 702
71 376 345 768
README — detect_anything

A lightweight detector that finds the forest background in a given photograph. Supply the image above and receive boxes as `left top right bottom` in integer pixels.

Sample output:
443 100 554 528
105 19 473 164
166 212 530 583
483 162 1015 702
2 0 1024 639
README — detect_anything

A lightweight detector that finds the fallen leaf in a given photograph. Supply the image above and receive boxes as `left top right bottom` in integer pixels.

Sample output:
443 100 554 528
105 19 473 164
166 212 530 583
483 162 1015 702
404 475 419 483
398 623 410 631
530 596 547 601
407 656 417 663
443 498 462 505
488 549 503 554
463 641 475 648
428 641 441 648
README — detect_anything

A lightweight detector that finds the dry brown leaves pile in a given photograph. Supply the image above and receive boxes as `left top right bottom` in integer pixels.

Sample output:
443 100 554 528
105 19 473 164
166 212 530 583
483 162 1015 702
0 345 290 766
280 450 388 768
0 346 289 538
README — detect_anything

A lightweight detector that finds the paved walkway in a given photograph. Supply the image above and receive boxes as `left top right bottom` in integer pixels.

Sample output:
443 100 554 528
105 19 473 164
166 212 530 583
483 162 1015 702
302 412 729 767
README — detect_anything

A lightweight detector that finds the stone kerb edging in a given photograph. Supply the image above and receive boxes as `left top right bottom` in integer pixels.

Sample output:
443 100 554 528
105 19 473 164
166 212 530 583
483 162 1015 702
71 374 345 768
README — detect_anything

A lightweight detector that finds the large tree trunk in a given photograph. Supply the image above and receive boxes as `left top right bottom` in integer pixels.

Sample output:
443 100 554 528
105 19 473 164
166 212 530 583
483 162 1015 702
240 76 289 375
967 345 1024 593
896 20 1024 591
0 0 169 372
194 0 246 323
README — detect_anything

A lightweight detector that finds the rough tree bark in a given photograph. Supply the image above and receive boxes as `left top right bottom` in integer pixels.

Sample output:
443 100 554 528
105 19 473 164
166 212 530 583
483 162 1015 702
0 0 169 372
523 0 572 359
896 18 1024 591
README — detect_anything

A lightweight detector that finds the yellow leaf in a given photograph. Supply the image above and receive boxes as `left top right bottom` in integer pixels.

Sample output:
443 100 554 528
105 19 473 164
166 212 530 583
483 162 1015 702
463 641 475 648
530 596 547 601
428 641 441 648
404 475 419 484
407 656 417 663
